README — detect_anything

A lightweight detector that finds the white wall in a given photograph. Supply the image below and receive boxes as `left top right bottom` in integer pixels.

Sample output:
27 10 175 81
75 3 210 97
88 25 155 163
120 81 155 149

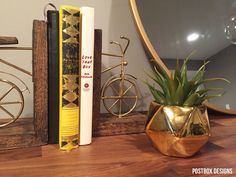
0 0 153 117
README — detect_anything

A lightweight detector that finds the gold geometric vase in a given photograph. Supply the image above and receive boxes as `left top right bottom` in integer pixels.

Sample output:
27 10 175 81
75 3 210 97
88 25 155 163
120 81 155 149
146 102 210 157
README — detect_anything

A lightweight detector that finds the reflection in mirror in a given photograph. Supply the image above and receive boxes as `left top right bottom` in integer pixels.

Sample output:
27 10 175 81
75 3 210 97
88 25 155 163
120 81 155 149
133 0 236 112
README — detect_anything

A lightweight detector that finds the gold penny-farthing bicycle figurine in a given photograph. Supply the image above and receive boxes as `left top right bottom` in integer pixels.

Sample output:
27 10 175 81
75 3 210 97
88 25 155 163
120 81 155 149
101 36 139 118
0 36 31 128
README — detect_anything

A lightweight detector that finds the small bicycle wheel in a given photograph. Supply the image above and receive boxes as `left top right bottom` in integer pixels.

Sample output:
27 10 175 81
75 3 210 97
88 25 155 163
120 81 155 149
101 77 138 117
0 79 24 128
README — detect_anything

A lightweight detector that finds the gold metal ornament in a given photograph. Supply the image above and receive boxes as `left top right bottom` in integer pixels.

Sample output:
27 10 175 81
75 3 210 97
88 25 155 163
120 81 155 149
101 36 139 118
146 102 210 157
0 79 24 127
0 44 32 128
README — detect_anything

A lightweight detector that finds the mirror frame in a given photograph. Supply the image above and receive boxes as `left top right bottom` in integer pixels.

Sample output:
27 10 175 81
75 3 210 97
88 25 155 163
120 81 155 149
129 0 236 115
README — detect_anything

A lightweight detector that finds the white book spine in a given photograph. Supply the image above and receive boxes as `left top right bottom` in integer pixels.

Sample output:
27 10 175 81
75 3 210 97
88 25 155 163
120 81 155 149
79 7 94 145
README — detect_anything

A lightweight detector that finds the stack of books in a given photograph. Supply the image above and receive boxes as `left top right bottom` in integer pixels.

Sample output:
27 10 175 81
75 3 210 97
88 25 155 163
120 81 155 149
47 5 94 151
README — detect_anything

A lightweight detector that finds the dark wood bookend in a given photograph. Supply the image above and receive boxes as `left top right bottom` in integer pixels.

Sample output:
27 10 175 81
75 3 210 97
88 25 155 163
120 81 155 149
93 29 102 133
93 112 147 137
32 20 48 143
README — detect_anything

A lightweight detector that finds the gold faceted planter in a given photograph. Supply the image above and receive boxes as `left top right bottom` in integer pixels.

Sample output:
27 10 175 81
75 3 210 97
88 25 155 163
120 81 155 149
146 102 210 157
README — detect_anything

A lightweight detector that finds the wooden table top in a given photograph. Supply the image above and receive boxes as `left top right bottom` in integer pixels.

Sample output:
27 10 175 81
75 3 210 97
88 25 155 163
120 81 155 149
0 114 235 177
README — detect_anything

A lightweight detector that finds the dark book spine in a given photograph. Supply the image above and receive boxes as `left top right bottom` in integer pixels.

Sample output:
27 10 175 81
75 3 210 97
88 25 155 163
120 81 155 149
47 10 59 144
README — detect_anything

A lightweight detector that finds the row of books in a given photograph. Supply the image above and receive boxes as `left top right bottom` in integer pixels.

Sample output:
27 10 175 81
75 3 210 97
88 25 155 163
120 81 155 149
47 5 94 151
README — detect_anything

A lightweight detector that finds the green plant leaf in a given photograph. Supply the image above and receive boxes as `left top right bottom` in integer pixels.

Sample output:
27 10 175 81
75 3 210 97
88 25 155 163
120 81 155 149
173 80 184 105
178 55 192 100
145 69 171 100
194 93 208 106
180 50 195 74
174 59 181 81
174 59 182 89
204 92 225 100
154 66 175 103
155 68 176 101
194 92 225 106
197 88 223 96
144 81 166 104
144 71 165 92
183 93 199 107
192 60 210 82
200 77 231 84
180 63 191 100
190 78 229 96
154 63 170 80
167 78 177 99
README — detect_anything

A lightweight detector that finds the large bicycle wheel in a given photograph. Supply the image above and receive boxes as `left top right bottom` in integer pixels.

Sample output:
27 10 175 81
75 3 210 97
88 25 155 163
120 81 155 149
0 79 24 128
101 77 138 117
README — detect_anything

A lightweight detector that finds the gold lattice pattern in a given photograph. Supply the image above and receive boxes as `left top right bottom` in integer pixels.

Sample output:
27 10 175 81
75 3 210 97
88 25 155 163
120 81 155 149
62 8 80 44
61 7 80 108
62 75 79 108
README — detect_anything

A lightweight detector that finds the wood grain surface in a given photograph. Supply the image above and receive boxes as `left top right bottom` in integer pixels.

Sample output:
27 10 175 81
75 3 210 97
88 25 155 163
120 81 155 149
32 20 48 143
94 112 147 136
0 118 33 135
93 29 102 133
0 114 235 177
0 36 18 45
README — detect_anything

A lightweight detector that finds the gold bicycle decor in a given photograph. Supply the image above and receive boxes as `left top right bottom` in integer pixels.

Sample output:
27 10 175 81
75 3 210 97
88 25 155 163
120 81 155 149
0 36 32 128
101 36 139 118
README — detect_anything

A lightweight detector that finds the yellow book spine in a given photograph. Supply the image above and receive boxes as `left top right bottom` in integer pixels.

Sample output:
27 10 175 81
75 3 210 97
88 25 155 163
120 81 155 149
59 5 80 151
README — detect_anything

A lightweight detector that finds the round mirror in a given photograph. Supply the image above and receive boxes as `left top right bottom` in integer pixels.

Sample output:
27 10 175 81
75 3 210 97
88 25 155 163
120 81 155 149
130 0 236 114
